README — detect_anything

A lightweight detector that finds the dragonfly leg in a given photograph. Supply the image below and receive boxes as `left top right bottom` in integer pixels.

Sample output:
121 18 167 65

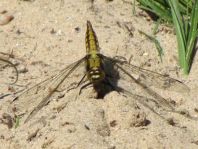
79 82 92 95
74 81 92 100
77 74 88 87
66 74 88 92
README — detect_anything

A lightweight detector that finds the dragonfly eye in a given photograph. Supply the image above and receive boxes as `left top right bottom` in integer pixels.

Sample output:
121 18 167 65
92 74 100 79
89 68 105 82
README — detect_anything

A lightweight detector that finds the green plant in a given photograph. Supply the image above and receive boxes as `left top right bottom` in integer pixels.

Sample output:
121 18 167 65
138 30 164 62
137 0 198 74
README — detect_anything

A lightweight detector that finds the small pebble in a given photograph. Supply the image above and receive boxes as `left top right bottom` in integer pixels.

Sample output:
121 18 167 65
9 58 20 66
50 28 56 34
74 27 80 33
56 30 63 36
18 65 28 73
0 13 14 25
143 52 148 56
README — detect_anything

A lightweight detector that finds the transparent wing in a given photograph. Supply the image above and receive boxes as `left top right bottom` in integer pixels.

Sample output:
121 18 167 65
101 55 190 120
11 56 86 123
102 55 189 93
113 86 173 120
114 85 198 121
121 63 189 93
0 57 18 84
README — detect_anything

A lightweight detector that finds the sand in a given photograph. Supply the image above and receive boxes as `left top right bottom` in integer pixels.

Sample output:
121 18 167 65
0 0 198 148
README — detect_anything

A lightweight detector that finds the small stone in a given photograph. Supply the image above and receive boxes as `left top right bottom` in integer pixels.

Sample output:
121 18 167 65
18 65 28 73
56 30 63 36
74 27 80 33
143 52 148 56
0 14 14 25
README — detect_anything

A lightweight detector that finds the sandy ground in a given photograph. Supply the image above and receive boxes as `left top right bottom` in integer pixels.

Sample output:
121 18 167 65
0 0 198 148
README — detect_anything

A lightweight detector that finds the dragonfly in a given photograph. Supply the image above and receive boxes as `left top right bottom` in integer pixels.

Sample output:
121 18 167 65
11 21 191 124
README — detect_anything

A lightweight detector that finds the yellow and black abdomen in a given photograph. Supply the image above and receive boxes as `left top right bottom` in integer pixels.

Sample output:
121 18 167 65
86 20 100 54
85 21 105 83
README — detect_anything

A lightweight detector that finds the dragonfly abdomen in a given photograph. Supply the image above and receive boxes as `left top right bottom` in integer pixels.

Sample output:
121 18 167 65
86 20 100 54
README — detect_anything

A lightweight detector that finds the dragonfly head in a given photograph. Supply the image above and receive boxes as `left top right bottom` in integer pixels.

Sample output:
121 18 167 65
88 67 105 83
86 54 105 83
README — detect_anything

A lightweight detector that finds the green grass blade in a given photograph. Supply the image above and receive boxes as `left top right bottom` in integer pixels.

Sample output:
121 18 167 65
138 30 164 62
168 0 187 73
14 117 20 128
137 0 197 74
152 18 161 35
132 0 136 15
186 0 198 70
138 0 172 22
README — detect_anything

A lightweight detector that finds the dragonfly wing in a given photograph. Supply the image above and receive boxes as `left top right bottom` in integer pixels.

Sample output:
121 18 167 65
102 55 189 93
121 62 189 93
0 57 18 84
116 85 198 121
114 85 173 120
101 55 175 111
102 55 198 121
11 56 86 123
